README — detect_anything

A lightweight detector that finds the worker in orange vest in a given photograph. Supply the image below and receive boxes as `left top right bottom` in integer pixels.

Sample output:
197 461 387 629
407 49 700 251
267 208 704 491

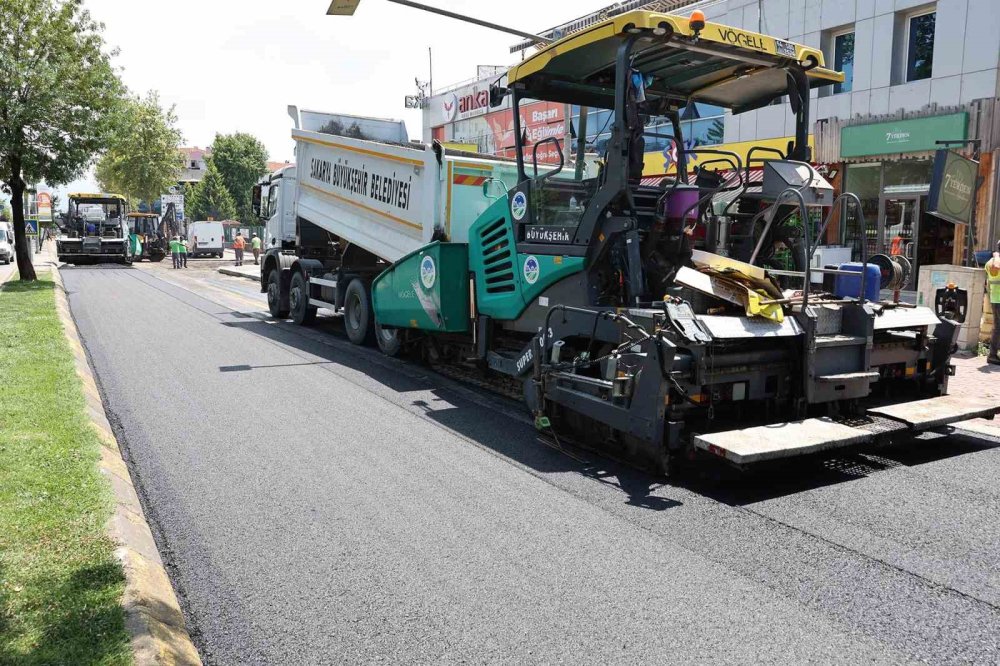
232 232 246 267
890 234 905 256
985 240 1000 364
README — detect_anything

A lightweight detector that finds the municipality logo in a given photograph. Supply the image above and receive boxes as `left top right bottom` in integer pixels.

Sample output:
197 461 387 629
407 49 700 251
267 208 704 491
420 255 436 289
511 191 528 221
523 255 540 285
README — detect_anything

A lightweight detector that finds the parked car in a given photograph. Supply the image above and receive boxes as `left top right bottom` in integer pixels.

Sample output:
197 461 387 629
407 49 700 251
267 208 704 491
187 221 225 258
0 222 13 264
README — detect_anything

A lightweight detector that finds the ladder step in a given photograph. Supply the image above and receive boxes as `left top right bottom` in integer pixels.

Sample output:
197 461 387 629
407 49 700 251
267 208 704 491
816 371 879 383
815 334 867 348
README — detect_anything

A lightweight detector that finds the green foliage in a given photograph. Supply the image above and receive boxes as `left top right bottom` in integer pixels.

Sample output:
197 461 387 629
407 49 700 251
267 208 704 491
318 119 368 141
187 160 237 221
94 91 183 206
0 276 131 664
210 132 268 223
0 0 123 280
705 118 725 144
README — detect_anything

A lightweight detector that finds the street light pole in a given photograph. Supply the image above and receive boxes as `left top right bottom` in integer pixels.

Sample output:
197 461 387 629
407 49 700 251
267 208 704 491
327 0 552 45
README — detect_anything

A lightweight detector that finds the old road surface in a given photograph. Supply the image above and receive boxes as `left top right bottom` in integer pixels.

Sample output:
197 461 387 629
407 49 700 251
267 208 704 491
62 262 1000 665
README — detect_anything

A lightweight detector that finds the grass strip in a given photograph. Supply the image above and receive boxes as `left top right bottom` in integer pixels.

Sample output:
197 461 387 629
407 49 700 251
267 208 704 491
0 276 131 665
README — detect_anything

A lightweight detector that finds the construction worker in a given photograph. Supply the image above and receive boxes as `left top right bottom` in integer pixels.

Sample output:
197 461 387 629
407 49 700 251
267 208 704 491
179 236 189 268
251 233 262 265
170 236 182 268
985 240 1000 365
233 232 246 266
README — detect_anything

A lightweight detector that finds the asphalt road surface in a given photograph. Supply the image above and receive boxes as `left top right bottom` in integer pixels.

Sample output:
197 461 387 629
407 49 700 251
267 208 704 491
62 262 1000 664
0 259 14 284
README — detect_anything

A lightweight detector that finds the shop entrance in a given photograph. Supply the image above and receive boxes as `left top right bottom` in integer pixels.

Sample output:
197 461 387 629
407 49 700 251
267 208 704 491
876 194 955 290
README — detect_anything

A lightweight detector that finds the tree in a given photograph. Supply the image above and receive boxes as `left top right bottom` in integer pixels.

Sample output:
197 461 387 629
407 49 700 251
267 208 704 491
187 161 236 222
0 0 122 280
95 92 183 208
210 133 268 223
705 118 725 145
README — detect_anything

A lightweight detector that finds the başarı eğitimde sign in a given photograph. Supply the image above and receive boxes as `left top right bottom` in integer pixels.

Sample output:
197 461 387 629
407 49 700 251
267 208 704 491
927 149 978 226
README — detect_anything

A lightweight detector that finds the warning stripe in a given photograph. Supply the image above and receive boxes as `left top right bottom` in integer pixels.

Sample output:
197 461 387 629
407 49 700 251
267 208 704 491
452 174 488 186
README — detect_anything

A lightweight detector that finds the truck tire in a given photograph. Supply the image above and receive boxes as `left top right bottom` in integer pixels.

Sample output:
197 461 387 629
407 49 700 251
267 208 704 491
267 270 290 319
344 278 374 345
290 271 317 326
375 324 402 357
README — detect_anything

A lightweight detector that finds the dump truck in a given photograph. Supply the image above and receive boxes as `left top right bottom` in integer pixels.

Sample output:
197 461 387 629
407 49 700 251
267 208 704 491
257 10 997 474
57 193 134 265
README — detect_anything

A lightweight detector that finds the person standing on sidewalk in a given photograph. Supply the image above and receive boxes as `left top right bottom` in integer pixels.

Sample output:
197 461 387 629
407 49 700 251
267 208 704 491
251 233 262 265
170 236 182 269
986 240 1000 365
180 236 189 268
233 232 246 267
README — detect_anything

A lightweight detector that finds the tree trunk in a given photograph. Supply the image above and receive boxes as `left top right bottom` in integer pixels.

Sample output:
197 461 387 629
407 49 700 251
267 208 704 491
9 169 37 282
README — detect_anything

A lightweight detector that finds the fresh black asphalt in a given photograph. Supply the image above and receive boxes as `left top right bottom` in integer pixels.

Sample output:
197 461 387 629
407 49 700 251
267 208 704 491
62 265 1000 664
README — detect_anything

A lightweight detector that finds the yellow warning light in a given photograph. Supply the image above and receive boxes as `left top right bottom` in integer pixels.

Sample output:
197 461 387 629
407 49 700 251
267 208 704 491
689 10 706 33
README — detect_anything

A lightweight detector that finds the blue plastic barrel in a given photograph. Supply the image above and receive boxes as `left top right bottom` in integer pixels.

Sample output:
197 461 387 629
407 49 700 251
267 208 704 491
834 262 881 301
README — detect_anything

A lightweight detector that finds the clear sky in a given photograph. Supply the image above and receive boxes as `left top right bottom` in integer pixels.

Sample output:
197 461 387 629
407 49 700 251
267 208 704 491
43 0 615 205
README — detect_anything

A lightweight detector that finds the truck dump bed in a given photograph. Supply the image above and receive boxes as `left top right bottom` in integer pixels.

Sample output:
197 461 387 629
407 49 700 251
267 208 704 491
291 129 520 263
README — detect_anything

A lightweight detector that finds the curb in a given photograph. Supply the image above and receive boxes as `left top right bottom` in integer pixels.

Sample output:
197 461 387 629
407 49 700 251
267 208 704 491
217 266 259 281
50 264 202 666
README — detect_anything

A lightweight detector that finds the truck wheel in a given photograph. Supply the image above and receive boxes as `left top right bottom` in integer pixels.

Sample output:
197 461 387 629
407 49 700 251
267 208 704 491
290 272 317 326
375 324 402 357
344 278 374 345
267 270 289 318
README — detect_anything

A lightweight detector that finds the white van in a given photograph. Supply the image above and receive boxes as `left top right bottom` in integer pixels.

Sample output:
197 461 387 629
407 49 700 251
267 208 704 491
187 221 224 258
0 222 14 265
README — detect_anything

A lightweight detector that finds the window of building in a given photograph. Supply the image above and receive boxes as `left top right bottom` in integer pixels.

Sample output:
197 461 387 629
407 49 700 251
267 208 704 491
833 31 854 94
905 11 935 82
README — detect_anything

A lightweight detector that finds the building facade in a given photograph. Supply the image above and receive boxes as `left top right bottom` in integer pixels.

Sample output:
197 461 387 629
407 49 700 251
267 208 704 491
179 146 211 184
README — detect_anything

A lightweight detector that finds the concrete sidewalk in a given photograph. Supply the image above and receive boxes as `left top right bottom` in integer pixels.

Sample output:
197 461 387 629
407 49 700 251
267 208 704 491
949 353 1000 437
217 254 260 281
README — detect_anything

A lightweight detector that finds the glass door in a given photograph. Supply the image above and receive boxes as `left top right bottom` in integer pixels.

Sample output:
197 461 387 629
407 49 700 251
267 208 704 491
878 195 920 289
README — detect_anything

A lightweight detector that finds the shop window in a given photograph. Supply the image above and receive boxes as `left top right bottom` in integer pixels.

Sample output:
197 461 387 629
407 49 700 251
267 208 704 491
883 159 932 194
843 163 881 260
905 11 935 82
833 31 854 94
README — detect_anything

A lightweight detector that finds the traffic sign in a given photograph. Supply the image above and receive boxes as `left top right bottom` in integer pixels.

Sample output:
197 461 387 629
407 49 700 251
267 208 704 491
24 220 38 235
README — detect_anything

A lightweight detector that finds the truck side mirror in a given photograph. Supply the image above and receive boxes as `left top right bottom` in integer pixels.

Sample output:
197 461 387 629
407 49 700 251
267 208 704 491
251 185 262 218
489 84 507 108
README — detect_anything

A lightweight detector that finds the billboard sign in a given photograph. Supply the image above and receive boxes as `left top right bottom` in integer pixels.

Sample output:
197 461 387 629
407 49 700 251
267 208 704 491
840 113 968 158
